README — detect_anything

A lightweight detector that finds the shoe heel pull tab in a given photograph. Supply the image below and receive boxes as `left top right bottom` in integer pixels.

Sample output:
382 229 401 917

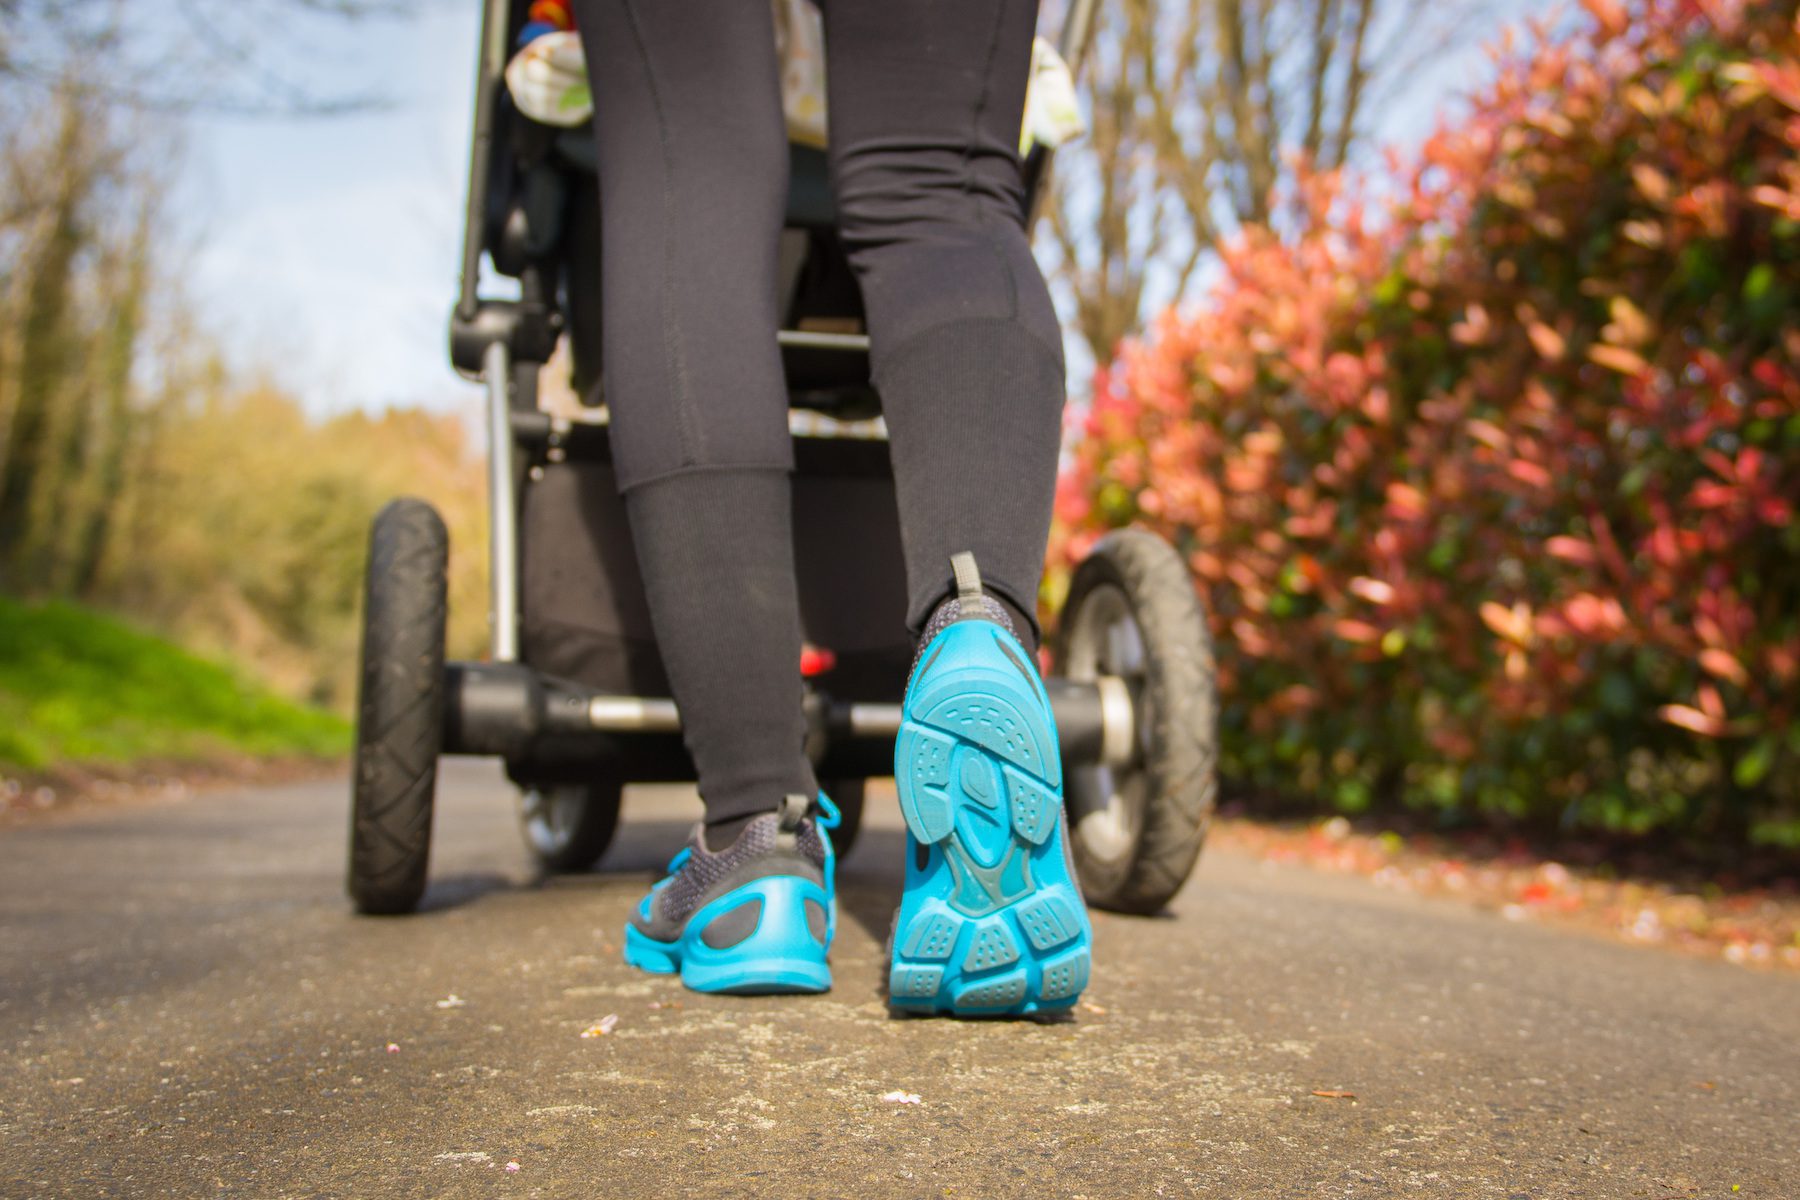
951 552 985 620
776 793 808 847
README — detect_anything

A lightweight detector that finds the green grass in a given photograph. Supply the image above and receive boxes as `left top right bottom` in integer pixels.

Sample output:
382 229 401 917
0 595 349 771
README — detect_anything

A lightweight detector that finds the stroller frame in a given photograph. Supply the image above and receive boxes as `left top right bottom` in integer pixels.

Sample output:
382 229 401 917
347 0 1218 917
446 0 1105 776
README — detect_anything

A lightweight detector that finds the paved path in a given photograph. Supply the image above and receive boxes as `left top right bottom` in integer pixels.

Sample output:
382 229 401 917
3 761 1796 1198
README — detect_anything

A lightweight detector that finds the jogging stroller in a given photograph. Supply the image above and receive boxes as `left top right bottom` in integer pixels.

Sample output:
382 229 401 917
346 0 1218 917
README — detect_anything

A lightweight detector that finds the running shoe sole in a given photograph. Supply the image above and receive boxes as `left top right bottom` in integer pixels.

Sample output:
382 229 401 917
622 795 839 995
625 874 833 994
889 617 1093 1016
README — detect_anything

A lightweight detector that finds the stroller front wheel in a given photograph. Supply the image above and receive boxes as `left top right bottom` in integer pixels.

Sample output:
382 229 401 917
519 780 622 872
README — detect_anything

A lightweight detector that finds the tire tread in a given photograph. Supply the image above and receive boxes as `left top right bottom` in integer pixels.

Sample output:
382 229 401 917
348 498 449 915
1060 529 1219 914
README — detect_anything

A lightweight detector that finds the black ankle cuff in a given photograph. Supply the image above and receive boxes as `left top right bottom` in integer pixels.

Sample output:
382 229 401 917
703 809 770 852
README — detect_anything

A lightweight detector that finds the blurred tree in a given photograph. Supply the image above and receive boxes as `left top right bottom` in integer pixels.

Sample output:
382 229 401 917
0 83 97 581
0 0 489 711
0 74 156 591
66 188 155 597
0 18 486 707
1046 0 1498 366
107 382 488 707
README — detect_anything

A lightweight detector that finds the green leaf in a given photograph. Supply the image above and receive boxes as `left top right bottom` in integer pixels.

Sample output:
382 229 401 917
1334 777 1372 813
1679 242 1721 294
1097 482 1134 522
1744 263 1776 302
1735 737 1776 788
1599 671 1636 715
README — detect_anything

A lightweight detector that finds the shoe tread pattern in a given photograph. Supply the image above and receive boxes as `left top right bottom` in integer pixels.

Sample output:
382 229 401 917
890 624 1092 1016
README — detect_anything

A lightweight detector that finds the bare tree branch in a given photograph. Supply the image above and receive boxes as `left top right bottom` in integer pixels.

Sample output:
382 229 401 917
1329 0 1378 167
1044 0 1501 369
1303 0 1343 162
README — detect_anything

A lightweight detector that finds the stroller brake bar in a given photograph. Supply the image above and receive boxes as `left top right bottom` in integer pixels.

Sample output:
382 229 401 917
776 330 871 352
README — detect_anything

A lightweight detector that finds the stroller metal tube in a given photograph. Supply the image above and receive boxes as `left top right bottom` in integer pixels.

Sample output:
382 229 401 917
586 696 682 731
1094 674 1135 766
457 0 513 322
579 698 903 736
777 330 872 352
457 0 514 322
845 703 903 737
1058 0 1101 67
485 339 521 661
578 689 1133 766
1024 0 1103 226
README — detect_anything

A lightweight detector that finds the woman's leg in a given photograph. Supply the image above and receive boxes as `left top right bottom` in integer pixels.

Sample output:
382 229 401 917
570 0 815 839
820 0 1065 648
823 0 1092 1017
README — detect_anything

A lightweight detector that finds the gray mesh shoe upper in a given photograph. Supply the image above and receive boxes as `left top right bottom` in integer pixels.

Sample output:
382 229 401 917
630 797 829 942
907 592 1018 691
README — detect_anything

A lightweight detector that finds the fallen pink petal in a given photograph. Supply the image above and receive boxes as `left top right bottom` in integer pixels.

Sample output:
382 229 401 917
580 1014 620 1039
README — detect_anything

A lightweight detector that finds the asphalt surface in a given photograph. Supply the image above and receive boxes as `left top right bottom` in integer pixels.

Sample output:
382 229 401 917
3 761 1796 1199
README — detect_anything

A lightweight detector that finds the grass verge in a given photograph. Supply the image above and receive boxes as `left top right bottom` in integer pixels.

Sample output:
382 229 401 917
0 595 349 771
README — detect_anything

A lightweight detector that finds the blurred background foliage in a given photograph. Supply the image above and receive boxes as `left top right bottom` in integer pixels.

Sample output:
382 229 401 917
0 2 489 726
1052 0 1800 845
2 0 1794 853
0 0 1504 737
1046 0 1501 367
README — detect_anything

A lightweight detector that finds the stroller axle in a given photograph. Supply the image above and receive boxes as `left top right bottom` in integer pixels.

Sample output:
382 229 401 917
440 661 1135 779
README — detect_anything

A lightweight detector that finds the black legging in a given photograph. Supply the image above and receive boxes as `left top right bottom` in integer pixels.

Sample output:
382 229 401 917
572 0 1065 827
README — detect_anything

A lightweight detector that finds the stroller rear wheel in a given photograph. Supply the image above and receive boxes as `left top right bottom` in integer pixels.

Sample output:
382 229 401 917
348 498 449 915
520 780 622 872
1057 529 1219 914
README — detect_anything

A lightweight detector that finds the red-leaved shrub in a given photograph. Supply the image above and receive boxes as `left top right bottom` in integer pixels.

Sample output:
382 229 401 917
1052 0 1800 839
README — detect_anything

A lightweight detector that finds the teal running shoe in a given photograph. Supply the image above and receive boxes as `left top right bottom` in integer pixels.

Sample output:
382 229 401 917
888 553 1093 1016
624 792 838 994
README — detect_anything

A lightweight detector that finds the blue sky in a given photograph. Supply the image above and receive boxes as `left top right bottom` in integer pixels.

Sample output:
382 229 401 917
173 2 1545 420
177 3 483 418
